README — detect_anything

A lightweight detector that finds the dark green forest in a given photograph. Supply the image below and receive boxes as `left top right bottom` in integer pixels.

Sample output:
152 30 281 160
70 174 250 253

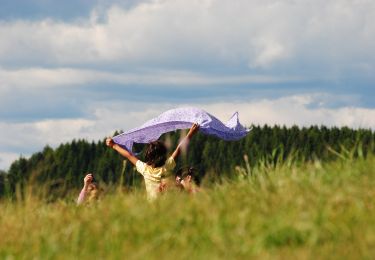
1 125 374 198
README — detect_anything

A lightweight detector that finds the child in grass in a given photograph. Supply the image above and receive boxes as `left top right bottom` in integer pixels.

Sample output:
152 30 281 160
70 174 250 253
175 166 200 194
106 123 199 200
77 173 99 205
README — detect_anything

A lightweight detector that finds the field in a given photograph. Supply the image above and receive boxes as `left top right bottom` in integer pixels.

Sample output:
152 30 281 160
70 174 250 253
1 156 375 259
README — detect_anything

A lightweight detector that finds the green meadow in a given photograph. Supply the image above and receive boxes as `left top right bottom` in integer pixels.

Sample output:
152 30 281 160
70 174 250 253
1 155 375 259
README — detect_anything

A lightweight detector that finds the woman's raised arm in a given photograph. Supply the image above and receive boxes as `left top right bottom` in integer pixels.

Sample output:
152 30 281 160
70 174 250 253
171 123 199 161
106 138 139 166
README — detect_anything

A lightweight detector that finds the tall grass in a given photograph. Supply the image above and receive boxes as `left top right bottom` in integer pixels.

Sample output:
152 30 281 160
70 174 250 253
1 156 375 259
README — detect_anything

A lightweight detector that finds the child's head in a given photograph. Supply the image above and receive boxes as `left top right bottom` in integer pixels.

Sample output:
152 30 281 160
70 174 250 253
145 141 167 167
175 167 199 189
87 182 99 203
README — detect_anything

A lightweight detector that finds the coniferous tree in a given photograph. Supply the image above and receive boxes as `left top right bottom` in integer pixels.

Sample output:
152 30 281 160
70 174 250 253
2 125 375 198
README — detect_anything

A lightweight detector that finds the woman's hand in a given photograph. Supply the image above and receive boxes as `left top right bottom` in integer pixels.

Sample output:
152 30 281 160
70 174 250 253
187 123 200 138
83 173 93 187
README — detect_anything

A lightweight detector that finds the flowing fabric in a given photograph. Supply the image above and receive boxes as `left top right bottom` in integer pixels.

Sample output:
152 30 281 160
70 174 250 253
112 107 250 153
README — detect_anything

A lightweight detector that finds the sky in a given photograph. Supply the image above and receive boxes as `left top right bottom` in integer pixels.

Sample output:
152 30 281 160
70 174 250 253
0 0 374 170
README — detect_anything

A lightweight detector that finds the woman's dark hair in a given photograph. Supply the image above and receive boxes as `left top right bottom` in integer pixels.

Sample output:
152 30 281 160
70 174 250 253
175 166 200 185
145 141 167 167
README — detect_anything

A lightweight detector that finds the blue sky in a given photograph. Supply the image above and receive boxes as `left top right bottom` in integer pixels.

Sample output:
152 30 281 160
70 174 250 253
0 0 374 170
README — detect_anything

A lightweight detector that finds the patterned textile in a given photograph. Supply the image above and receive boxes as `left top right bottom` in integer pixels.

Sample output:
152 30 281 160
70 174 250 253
112 107 250 153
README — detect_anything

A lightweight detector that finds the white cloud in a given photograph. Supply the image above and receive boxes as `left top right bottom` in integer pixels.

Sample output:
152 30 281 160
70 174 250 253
0 67 301 92
0 67 96 89
0 152 23 171
0 0 374 75
1 0 374 170
0 119 95 152
200 95 375 129
1 93 374 170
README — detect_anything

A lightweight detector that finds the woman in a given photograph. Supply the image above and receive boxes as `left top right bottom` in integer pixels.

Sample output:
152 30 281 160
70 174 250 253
77 173 99 205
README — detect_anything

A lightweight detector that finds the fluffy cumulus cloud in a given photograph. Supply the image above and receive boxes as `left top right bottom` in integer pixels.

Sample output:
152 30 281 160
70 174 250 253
0 0 374 169
0 0 374 74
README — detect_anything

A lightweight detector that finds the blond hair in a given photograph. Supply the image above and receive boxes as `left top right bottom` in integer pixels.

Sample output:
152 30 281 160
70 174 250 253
87 183 99 203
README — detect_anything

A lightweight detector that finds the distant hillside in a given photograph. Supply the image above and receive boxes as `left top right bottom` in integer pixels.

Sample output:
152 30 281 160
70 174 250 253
1 125 374 198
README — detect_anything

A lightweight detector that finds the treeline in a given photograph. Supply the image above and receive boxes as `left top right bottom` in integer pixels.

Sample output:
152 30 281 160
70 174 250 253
1 125 374 197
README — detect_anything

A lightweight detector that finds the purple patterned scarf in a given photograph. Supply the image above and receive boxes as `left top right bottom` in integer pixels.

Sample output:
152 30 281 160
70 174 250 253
113 107 250 153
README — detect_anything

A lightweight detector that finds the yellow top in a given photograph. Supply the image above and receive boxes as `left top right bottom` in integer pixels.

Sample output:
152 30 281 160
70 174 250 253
136 157 176 200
